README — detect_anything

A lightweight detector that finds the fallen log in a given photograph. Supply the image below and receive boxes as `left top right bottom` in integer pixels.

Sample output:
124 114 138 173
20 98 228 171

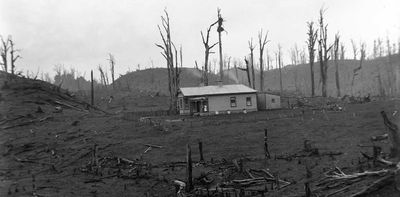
143 146 152 153
245 169 256 179
143 143 163 149
55 100 88 112
14 156 54 166
326 185 351 197
350 175 394 197
84 174 118 184
371 134 389 142
2 116 53 130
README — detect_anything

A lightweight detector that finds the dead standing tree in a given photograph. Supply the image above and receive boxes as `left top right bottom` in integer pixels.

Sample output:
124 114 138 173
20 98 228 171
156 10 181 114
217 8 225 82
351 42 366 95
317 8 333 97
306 22 318 97
340 43 345 60
351 39 358 60
248 39 256 89
277 44 283 97
8 37 21 75
108 53 115 89
258 29 270 92
98 65 108 87
290 45 300 93
0 36 10 73
242 57 252 87
200 20 219 86
333 33 340 97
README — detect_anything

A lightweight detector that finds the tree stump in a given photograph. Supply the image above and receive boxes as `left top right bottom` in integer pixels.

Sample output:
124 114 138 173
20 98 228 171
381 111 400 191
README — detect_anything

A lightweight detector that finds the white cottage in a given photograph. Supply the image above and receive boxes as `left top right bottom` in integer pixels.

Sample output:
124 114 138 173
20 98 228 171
178 84 257 115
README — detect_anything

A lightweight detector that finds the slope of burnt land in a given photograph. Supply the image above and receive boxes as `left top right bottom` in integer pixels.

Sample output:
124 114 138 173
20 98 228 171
1 72 400 196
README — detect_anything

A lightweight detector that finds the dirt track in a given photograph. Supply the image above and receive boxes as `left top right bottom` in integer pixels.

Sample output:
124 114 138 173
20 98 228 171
1 74 400 196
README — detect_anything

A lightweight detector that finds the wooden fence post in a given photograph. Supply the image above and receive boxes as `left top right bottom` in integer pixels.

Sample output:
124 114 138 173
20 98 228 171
186 144 193 192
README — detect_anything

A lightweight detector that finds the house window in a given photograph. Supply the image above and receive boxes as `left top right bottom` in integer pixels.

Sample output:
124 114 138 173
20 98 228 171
179 98 183 109
230 97 237 107
246 97 252 106
271 98 275 103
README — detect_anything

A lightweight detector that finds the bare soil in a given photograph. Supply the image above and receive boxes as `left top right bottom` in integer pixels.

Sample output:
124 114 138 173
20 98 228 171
1 72 400 197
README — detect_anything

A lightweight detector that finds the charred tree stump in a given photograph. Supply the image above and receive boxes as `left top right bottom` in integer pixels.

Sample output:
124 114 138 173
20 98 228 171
381 110 400 191
92 144 99 175
275 173 280 189
264 129 271 159
199 141 204 162
186 144 193 192
304 162 312 197
381 111 400 158
372 146 382 167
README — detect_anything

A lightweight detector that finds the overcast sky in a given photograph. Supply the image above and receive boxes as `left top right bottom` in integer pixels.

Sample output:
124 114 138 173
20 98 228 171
1 0 399 80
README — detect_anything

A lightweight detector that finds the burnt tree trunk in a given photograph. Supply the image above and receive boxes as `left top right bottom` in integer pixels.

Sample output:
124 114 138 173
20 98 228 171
91 70 94 106
318 9 332 97
217 9 224 82
258 30 269 92
9 37 21 75
0 36 9 73
245 57 252 87
277 45 283 97
380 111 400 191
248 39 256 89
156 10 181 114
333 34 341 97
201 20 218 86
381 111 400 158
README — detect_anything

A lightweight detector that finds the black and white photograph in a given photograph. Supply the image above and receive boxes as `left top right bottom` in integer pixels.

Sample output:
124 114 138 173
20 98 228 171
1 0 400 196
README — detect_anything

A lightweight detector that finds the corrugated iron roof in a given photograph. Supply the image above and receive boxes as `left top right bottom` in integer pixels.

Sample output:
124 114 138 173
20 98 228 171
179 84 257 97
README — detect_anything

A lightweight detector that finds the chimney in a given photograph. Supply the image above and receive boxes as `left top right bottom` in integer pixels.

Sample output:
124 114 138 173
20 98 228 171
217 80 223 87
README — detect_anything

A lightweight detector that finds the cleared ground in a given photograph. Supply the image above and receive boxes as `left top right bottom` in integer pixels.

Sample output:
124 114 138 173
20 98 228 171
1 73 399 196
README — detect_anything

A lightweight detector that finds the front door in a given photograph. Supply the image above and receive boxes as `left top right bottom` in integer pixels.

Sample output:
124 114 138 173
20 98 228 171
196 101 201 113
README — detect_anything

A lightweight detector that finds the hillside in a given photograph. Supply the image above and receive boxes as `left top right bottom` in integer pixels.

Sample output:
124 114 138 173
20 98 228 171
227 54 400 97
55 54 400 98
114 54 399 97
115 67 236 95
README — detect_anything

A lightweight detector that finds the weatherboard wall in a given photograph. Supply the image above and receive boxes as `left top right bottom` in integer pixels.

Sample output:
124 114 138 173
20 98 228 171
208 93 257 114
256 93 281 110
